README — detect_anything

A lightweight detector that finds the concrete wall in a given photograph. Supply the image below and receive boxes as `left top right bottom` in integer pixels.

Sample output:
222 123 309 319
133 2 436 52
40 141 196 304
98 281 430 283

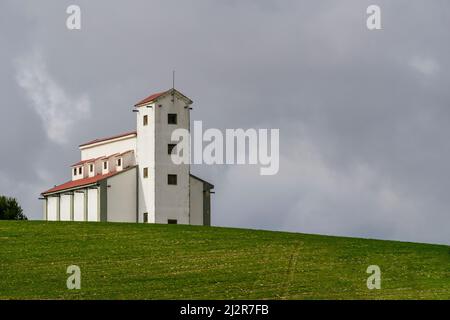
189 176 203 225
154 93 191 224
106 167 137 222
73 191 85 221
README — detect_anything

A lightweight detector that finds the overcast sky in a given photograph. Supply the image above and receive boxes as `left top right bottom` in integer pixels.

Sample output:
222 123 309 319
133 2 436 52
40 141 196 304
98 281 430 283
1 0 449 244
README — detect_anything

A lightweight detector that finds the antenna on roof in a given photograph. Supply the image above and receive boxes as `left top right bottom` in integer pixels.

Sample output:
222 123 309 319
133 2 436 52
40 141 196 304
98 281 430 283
172 70 175 90
171 70 176 103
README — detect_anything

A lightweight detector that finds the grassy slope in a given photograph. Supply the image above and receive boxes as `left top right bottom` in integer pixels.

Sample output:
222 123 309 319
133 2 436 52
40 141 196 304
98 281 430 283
0 220 449 300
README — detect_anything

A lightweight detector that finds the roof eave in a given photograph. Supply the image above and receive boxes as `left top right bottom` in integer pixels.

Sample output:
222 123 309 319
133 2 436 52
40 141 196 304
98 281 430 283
79 132 137 149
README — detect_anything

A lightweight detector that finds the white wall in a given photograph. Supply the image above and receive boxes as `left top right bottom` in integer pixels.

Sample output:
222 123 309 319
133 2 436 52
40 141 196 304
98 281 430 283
47 197 58 221
107 167 136 222
73 192 85 221
137 103 156 223
81 136 136 160
87 188 99 221
60 195 72 221
189 176 203 225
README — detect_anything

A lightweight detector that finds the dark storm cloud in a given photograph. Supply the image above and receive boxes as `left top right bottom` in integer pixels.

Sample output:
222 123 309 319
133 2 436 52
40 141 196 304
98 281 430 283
1 0 449 244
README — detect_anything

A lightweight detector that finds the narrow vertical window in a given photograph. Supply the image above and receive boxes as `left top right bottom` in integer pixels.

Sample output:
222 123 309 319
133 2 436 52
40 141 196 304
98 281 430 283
73 168 77 175
89 164 94 173
103 162 108 170
117 158 122 167
78 167 82 175
143 167 148 178
143 115 148 126
143 212 148 223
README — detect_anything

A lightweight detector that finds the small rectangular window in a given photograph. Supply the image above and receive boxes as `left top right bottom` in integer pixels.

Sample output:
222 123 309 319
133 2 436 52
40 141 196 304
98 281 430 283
168 219 177 225
117 158 122 166
78 167 82 175
143 115 148 126
89 164 94 173
168 174 177 185
168 144 176 155
143 212 148 223
143 167 148 178
168 113 177 125
73 168 77 176
103 162 107 170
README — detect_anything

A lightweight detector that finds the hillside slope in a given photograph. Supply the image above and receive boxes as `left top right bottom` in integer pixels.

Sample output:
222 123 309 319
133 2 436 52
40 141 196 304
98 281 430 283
0 221 449 299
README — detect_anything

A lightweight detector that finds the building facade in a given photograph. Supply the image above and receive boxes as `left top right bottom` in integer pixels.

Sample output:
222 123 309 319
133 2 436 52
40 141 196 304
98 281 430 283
41 89 213 225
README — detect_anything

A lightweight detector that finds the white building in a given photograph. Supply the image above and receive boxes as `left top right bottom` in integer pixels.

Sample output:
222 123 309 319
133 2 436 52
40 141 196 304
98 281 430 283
41 89 214 225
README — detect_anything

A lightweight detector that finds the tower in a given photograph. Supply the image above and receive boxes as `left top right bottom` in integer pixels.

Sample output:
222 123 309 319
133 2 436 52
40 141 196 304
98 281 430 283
135 89 193 224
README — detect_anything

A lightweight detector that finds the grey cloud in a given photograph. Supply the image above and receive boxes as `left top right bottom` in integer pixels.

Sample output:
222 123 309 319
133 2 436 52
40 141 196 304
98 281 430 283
0 0 449 244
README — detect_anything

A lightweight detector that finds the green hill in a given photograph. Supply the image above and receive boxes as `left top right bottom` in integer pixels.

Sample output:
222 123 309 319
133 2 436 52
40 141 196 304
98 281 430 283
0 220 449 299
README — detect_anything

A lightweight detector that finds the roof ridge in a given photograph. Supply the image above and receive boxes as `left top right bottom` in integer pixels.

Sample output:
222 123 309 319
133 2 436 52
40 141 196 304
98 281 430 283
79 131 137 148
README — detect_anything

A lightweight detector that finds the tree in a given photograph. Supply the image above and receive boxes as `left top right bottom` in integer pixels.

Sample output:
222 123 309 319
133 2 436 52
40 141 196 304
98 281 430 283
0 196 27 220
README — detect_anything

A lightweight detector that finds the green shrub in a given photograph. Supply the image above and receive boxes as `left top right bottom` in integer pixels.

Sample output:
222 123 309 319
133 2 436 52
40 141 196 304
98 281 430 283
0 195 27 220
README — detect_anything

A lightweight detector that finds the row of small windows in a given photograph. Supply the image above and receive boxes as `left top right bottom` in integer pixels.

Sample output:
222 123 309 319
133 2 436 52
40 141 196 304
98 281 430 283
74 158 122 176
142 113 178 126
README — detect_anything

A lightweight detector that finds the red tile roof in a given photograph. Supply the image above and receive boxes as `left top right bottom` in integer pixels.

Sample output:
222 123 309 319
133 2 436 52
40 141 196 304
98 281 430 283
42 171 122 195
79 131 137 148
119 150 134 156
134 90 168 107
71 156 104 167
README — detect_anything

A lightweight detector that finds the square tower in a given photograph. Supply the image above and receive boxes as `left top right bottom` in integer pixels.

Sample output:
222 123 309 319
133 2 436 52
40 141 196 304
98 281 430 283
135 89 192 224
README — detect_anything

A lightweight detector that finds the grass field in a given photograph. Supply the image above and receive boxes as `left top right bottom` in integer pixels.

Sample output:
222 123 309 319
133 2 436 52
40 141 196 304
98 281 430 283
0 220 449 299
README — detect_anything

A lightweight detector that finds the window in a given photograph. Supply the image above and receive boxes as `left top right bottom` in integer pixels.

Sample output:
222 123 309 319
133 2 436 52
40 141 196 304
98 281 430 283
143 212 148 223
117 158 122 167
168 113 177 125
78 167 82 175
73 168 77 176
168 174 177 185
168 219 178 225
143 167 148 178
168 144 176 155
89 164 94 173
143 115 148 126
103 162 108 170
